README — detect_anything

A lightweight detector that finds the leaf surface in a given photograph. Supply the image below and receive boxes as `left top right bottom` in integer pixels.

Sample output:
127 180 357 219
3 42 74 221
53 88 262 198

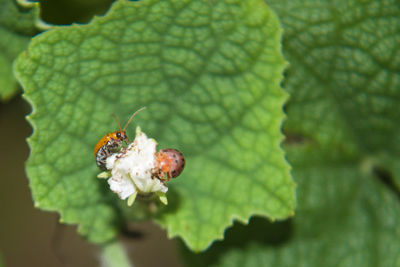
268 0 400 181
14 0 295 250
184 147 400 266
183 0 400 263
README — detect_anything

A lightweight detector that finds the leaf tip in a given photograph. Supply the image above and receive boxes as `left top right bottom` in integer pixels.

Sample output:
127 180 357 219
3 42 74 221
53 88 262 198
127 192 137 206
97 171 111 179
35 19 54 31
16 0 38 8
157 192 168 205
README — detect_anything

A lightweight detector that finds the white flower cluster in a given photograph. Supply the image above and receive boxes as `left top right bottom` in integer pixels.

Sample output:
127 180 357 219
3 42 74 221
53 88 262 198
98 127 168 206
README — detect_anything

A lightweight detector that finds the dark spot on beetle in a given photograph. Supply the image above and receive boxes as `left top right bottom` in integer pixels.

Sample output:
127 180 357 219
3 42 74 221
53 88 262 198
182 158 185 162
172 170 177 175
173 154 177 158
175 160 178 164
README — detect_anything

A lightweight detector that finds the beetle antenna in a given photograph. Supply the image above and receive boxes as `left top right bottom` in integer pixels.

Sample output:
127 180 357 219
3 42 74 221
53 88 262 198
123 106 146 131
112 114 122 131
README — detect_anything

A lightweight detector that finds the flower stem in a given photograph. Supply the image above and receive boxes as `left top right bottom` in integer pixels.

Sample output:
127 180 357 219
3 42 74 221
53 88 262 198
100 240 132 267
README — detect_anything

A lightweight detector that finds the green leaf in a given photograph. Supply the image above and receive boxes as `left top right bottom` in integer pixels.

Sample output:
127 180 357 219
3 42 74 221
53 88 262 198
183 147 400 266
183 0 400 264
267 0 400 182
0 0 40 101
14 0 295 251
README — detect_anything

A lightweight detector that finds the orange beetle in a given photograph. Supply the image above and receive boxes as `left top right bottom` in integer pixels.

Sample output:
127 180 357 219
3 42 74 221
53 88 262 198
94 107 146 170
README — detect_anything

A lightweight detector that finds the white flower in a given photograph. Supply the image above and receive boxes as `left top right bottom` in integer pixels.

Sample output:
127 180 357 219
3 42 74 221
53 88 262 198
104 127 168 206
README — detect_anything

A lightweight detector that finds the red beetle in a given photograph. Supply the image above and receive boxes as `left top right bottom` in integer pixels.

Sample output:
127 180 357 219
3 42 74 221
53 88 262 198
156 148 185 181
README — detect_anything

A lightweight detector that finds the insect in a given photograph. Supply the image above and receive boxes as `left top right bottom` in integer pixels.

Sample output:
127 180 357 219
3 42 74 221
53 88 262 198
94 107 146 170
156 148 185 181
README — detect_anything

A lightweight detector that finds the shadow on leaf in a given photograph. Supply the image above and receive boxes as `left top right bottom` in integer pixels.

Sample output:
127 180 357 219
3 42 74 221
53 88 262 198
181 216 293 266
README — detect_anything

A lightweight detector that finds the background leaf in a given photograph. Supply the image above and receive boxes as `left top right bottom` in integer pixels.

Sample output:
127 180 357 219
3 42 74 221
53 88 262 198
14 0 295 251
0 0 40 101
268 0 400 181
184 147 400 266
271 0 400 262
183 0 400 264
